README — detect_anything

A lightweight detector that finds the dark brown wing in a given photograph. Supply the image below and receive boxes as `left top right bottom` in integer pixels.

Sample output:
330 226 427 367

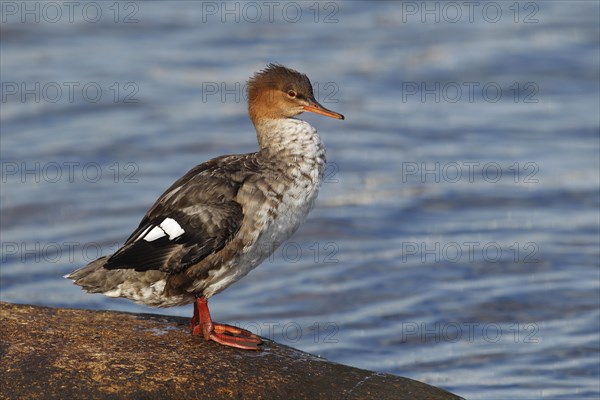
105 154 259 273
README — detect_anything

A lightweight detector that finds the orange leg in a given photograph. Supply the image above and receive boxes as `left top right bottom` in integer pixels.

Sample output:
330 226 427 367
191 296 262 350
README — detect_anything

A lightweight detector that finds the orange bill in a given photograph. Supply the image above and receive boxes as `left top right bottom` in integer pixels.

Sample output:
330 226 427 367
303 99 344 120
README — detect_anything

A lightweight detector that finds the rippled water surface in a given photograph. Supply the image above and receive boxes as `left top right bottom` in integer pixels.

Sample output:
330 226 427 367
1 2 599 399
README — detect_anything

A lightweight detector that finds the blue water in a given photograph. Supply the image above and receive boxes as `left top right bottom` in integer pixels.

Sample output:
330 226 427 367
1 2 599 399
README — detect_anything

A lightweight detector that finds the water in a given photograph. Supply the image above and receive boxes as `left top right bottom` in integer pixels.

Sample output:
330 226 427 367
1 2 599 399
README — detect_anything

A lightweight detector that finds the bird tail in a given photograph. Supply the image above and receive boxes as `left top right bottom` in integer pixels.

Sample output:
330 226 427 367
64 257 190 307
64 256 116 294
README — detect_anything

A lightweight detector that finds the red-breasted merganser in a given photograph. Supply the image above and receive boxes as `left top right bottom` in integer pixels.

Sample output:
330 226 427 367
66 64 344 350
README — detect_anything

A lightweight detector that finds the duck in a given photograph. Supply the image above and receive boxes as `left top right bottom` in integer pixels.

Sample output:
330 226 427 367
66 64 344 350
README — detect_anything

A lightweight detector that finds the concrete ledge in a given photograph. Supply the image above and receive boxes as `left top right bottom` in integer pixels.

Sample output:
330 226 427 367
0 302 463 399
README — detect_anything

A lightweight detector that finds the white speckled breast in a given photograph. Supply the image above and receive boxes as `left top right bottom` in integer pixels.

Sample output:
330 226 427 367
201 119 326 297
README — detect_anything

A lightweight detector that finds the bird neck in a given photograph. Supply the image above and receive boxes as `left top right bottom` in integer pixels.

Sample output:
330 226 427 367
253 118 324 160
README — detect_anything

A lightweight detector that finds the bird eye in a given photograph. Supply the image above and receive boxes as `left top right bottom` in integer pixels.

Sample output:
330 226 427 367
287 90 297 98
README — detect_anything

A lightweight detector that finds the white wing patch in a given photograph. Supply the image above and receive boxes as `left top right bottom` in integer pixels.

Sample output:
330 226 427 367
143 226 166 241
160 218 185 239
142 217 185 242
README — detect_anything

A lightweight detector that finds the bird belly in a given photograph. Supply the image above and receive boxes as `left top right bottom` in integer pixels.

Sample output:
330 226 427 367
201 172 323 298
